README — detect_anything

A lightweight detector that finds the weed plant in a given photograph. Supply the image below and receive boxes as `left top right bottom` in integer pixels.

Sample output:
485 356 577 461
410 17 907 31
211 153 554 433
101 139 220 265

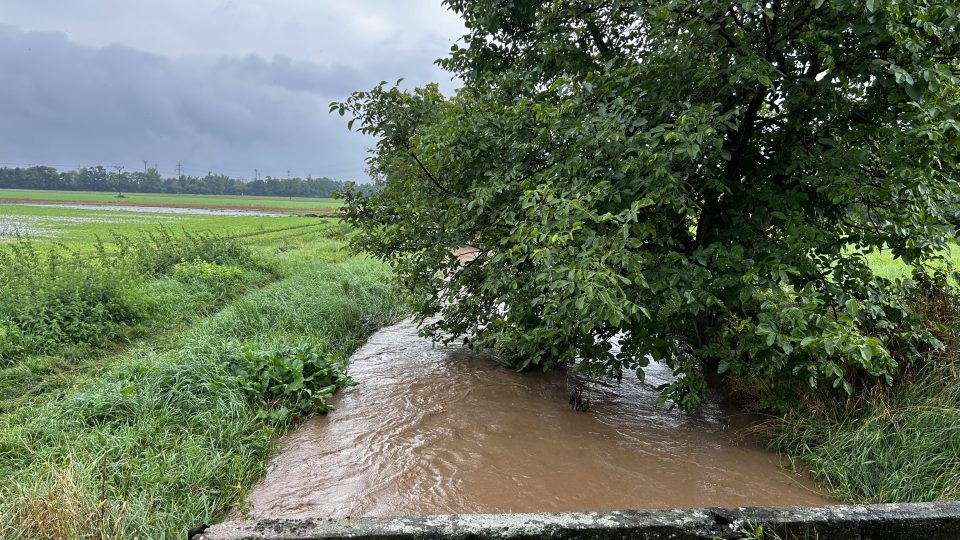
0 229 268 366
0 239 147 364
110 226 261 276
227 344 355 424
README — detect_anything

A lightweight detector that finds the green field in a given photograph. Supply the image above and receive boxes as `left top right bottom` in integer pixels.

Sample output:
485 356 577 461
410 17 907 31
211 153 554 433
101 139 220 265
0 188 343 211
0 201 403 538
0 202 329 248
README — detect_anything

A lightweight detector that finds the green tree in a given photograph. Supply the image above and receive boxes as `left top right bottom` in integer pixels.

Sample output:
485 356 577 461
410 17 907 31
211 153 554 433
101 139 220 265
336 0 960 410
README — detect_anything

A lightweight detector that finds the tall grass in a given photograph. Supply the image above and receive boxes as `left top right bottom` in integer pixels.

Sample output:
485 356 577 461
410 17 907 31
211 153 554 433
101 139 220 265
763 289 960 503
0 250 403 539
0 228 269 366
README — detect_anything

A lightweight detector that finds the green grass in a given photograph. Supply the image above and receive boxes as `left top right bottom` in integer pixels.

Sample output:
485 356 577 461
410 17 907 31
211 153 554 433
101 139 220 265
0 188 343 211
0 202 332 248
762 289 960 504
863 248 960 280
0 207 403 539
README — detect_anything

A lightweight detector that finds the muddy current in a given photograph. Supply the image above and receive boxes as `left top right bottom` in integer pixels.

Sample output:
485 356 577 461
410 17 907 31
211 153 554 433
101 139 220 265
243 320 831 518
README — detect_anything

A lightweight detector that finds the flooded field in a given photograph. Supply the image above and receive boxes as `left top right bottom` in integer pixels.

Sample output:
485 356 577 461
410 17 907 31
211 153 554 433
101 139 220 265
0 202 322 243
0 211 175 238
244 321 832 519
16 203 286 217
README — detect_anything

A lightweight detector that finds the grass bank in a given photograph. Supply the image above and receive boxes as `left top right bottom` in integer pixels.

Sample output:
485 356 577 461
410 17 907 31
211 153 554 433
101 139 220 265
763 287 960 504
0 233 404 538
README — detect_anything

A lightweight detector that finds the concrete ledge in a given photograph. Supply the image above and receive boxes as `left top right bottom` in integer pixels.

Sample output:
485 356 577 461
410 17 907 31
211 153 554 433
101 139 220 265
195 502 960 540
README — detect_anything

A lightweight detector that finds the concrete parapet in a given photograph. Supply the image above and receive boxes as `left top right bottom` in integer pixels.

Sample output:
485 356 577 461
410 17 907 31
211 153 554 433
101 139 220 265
194 502 960 540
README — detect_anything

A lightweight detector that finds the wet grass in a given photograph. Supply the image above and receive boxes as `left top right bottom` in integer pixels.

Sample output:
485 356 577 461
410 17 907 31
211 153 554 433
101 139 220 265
764 291 960 504
0 217 403 539
0 202 327 246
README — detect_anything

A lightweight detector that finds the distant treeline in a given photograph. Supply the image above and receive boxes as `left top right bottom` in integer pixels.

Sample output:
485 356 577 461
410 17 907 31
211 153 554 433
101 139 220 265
0 165 350 198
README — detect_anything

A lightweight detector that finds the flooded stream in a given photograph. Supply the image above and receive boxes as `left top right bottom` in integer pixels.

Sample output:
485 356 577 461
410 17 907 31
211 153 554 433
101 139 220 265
244 320 831 518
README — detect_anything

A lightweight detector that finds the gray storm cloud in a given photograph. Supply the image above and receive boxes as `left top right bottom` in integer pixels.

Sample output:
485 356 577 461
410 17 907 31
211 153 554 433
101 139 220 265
0 8 460 180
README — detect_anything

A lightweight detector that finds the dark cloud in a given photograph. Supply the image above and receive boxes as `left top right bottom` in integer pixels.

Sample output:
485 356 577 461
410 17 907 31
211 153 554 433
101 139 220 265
0 2 463 180
212 54 366 97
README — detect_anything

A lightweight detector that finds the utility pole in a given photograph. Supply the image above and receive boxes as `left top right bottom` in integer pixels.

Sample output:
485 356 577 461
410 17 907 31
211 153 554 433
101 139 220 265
176 161 183 179
254 168 259 181
143 160 148 173
287 170 291 180
114 165 124 197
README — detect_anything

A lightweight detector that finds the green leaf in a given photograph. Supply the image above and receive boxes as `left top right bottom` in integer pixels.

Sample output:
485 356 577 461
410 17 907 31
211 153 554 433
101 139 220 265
823 338 836 356
905 84 923 101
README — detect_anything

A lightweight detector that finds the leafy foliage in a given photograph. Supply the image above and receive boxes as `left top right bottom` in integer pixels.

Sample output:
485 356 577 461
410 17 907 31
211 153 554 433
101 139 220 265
0 231 261 365
173 260 246 302
336 0 960 410
110 225 260 276
173 260 244 286
227 344 355 424
0 239 147 365
765 286 960 503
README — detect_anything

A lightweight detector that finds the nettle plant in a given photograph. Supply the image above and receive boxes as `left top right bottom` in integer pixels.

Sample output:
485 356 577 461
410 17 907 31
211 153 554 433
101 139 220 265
335 0 960 411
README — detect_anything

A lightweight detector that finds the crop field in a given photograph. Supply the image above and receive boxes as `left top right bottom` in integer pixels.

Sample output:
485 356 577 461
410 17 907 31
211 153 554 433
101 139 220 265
0 200 403 538
0 202 330 248
0 188 343 212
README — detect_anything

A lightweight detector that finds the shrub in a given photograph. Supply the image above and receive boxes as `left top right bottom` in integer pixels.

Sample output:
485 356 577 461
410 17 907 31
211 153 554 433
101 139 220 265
226 344 355 424
760 284 960 503
172 260 245 300
110 226 262 277
0 240 150 365
0 230 265 365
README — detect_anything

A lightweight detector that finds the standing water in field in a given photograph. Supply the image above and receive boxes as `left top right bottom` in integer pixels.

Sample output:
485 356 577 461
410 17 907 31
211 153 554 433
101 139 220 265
16 203 287 217
243 320 831 518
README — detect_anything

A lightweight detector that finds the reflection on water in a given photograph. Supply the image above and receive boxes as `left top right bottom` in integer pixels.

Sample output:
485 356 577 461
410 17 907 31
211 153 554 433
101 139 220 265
244 320 831 518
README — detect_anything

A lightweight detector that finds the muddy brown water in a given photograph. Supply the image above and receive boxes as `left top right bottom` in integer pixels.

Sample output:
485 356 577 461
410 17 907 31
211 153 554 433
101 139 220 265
243 320 831 519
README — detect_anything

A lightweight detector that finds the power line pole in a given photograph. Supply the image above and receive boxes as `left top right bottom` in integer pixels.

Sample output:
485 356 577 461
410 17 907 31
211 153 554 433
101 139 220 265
143 160 148 173
254 168 259 181
114 165 124 197
176 161 183 179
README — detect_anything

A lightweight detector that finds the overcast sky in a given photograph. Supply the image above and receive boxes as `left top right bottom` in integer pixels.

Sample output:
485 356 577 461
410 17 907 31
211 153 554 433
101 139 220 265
0 1 465 180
